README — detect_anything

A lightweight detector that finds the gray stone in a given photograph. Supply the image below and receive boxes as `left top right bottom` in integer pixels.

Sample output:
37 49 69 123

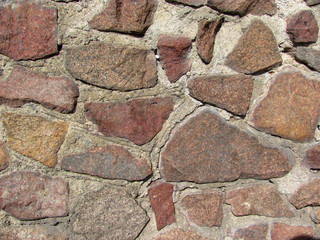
296 47 320 72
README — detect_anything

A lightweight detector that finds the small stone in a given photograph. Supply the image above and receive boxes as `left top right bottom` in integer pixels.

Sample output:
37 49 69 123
152 228 210 240
71 187 148 240
304 0 320 6
0 141 9 171
166 0 207 8
0 226 67 240
287 10 319 44
289 179 320 209
296 47 320 72
304 144 320 169
148 181 175 230
85 97 175 145
232 224 268 240
89 0 155 35
207 0 256 16
226 20 282 74
3 113 69 167
249 0 277 16
0 66 79 113
188 74 253 116
0 171 68 220
65 42 157 91
0 3 57 60
181 190 223 227
271 223 314 240
157 35 192 83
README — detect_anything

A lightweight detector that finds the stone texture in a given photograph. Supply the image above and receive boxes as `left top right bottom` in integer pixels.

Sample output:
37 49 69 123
152 228 210 240
196 18 223 64
0 141 9 171
304 144 320 169
311 208 320 223
65 42 157 91
166 0 207 7
207 0 256 16
181 190 223 227
271 223 314 240
89 0 155 35
0 66 79 114
251 70 320 142
188 75 253 116
61 145 151 181
226 184 294 217
0 3 57 60
0 171 68 220
296 47 320 72
232 224 268 240
160 107 292 183
157 35 192 83
289 179 320 209
304 0 320 6
148 181 175 230
287 10 319 44
226 20 282 74
3 113 69 167
85 97 175 145
71 187 148 240
249 0 277 16
0 226 67 240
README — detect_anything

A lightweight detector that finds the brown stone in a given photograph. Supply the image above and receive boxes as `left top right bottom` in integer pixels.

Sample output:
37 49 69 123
181 190 223 227
296 47 320 72
0 3 57 60
148 181 175 230
0 171 68 220
232 224 268 240
166 0 207 7
157 35 192 83
271 223 314 240
289 179 320 209
188 75 253 116
304 144 320 169
207 0 256 16
152 228 210 240
251 70 320 142
0 226 67 240
89 0 155 35
0 141 9 171
65 42 157 91
3 113 69 167
160 107 292 183
249 0 277 16
0 66 79 114
304 0 320 6
85 97 175 145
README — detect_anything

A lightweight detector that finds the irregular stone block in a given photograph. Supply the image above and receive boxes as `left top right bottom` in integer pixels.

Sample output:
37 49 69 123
207 0 256 16
304 0 320 6
232 224 268 240
152 228 210 240
271 223 314 240
0 141 9 171
296 47 320 72
289 179 320 209
0 226 67 240
249 0 277 16
304 144 320 169
166 0 207 8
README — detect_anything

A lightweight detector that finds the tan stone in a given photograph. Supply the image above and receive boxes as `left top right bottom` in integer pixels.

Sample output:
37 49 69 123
152 228 210 240
0 141 9 171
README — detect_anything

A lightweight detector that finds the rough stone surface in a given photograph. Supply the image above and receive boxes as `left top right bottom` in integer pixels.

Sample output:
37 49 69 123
160 108 292 183
296 47 320 72
304 0 320 6
0 226 67 240
289 179 320 209
271 223 314 240
226 20 282 74
181 190 223 227
71 187 148 240
0 66 79 113
304 144 320 169
166 0 207 7
157 35 192 83
251 70 320 142
232 224 268 240
3 113 69 167
0 140 9 171
65 42 157 91
0 3 57 60
89 0 155 35
287 10 319 44
85 97 175 145
311 208 320 223
207 0 256 16
249 0 277 16
152 228 210 240
188 74 253 116
148 181 175 230
0 171 68 220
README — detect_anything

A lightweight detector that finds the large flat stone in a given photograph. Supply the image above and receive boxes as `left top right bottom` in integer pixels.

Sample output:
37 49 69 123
0 226 67 240
289 179 320 209
152 228 211 240
271 223 314 240
296 47 320 72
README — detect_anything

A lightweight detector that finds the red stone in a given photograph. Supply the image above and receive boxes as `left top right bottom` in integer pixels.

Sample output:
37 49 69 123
271 223 314 240
152 228 210 240
249 0 277 16
166 0 207 7
304 144 320 169
207 0 257 16
0 141 9 171
232 224 268 240
289 179 320 209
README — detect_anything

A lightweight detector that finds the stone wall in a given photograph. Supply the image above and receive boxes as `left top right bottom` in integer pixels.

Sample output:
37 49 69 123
0 0 319 239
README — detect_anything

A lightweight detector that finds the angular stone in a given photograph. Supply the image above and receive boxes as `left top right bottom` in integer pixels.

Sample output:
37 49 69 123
249 0 277 16
232 224 268 240
71 187 148 240
271 223 314 240
157 35 192 83
166 0 207 7
160 107 292 183
65 42 157 91
89 0 155 35
181 190 223 227
296 47 320 72
0 226 67 240
304 144 320 169
226 20 282 74
0 141 9 171
289 179 320 209
3 113 69 167
0 66 79 114
207 0 256 16
0 171 68 220
251 70 320 142
61 145 151 181
152 228 210 240
0 3 57 60
304 0 320 6
148 181 175 230
287 10 319 44
188 75 253 116
85 97 175 145
196 18 223 64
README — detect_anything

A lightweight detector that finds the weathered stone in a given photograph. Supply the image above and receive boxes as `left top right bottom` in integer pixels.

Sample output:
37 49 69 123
61 145 151 181
226 184 294 217
311 208 320 223
188 75 253 116
289 179 320 209
166 0 207 7
249 0 277 16
232 224 268 240
148 181 175 230
296 47 320 72
71 187 148 240
304 0 320 6
287 10 319 44
304 144 320 169
157 35 192 83
181 190 223 227
85 97 175 145
207 0 256 16
0 226 67 240
251 70 320 142
89 0 155 35
65 42 157 91
196 18 222 64
160 107 292 183
226 20 282 74
3 113 69 167
271 223 314 240
0 141 9 171
0 66 79 113
0 3 57 60
152 228 210 240
0 171 68 220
